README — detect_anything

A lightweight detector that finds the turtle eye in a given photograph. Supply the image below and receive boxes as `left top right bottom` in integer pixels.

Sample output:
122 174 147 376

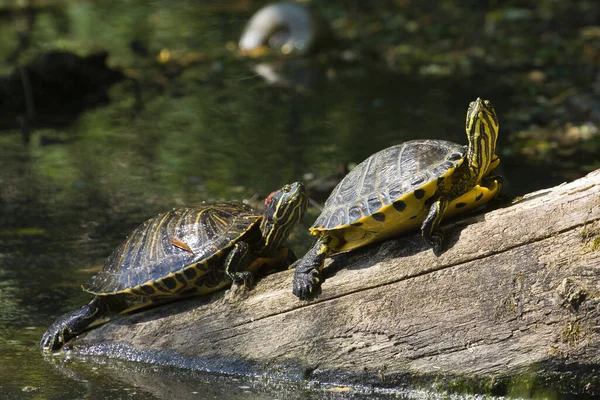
282 185 291 193
484 100 491 106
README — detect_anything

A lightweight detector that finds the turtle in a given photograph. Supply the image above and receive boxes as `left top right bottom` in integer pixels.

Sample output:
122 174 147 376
292 98 501 299
41 182 308 352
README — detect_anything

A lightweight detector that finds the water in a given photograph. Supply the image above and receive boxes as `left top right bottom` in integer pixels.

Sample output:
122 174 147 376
0 1 596 399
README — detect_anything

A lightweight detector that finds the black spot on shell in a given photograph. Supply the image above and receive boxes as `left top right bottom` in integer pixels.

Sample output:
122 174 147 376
184 267 197 279
140 284 156 295
150 281 165 293
475 192 484 201
372 213 386 222
455 202 467 209
410 215 417 220
449 152 463 161
196 261 210 272
393 200 406 212
162 277 177 290
437 176 445 185
414 189 425 200
175 273 188 285
350 222 363 227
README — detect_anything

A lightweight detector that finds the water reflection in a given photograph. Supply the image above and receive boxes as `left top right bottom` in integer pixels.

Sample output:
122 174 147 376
38 355 482 400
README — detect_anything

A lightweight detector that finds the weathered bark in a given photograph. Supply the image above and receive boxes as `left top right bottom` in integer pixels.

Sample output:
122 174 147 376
69 170 600 396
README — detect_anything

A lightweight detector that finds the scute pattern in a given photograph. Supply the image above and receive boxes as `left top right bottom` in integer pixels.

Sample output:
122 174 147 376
84 203 260 294
313 140 466 230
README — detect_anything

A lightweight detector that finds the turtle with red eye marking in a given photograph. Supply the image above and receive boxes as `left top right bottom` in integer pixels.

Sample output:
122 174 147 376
41 182 308 353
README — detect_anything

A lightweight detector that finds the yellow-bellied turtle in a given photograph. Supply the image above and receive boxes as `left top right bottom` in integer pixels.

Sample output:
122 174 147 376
41 182 308 352
293 98 501 299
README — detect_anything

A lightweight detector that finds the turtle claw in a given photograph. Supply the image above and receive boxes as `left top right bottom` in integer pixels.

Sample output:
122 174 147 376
230 271 254 288
40 321 69 353
40 300 103 354
432 237 444 255
424 229 445 255
292 269 321 300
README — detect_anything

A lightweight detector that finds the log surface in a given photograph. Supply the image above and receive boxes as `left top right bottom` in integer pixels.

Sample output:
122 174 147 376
70 170 600 394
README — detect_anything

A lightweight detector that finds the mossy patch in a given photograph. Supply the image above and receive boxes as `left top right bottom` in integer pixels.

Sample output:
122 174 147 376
579 220 600 251
560 321 586 346
507 373 561 400
511 195 524 204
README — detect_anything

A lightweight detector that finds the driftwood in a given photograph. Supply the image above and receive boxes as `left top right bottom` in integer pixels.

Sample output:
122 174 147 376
68 170 600 396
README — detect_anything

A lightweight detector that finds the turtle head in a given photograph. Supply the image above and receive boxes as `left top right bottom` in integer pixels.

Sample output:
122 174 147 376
465 98 499 180
260 182 309 253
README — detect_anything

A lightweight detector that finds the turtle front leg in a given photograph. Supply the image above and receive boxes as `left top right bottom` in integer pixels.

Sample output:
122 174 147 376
292 235 334 300
482 174 503 197
421 197 449 254
40 296 109 353
224 241 254 286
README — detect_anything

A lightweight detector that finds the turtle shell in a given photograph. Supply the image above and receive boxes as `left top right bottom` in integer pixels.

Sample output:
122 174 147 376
83 203 261 296
312 140 466 232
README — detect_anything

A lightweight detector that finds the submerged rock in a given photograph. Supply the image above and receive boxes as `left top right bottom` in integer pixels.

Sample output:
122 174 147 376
0 50 125 138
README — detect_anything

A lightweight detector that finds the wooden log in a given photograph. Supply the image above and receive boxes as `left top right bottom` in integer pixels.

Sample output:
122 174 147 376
69 169 600 396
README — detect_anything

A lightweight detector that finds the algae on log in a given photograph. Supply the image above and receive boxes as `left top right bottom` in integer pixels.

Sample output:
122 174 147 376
69 170 600 395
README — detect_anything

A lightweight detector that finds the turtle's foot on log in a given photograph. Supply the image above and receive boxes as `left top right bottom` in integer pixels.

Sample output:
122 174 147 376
292 268 321 300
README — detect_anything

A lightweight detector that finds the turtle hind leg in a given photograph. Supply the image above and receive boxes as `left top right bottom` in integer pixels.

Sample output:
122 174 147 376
40 296 110 353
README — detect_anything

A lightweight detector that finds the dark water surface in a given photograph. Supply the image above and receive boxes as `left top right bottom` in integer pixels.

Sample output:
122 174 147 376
0 1 596 399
